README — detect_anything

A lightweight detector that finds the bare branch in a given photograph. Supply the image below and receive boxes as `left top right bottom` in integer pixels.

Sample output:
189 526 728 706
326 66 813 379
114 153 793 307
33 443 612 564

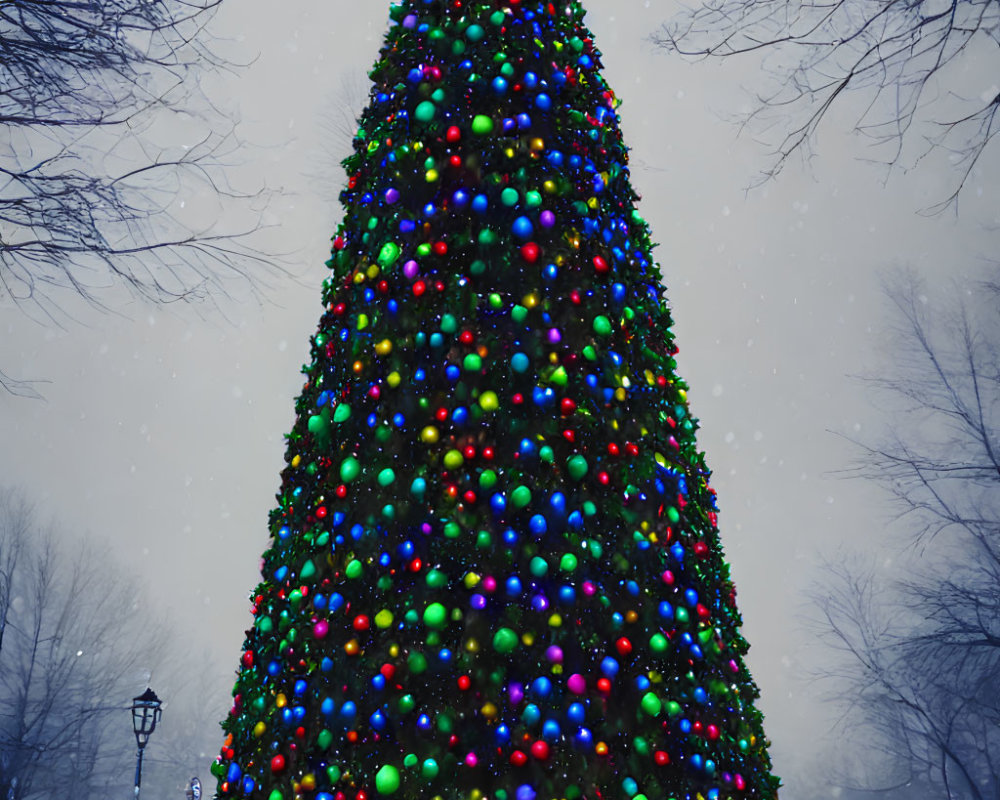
1 0 289 397
656 0 1000 209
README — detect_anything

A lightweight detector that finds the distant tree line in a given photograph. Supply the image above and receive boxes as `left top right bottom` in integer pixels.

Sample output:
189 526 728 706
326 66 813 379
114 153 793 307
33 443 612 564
0 487 225 800
811 268 1000 799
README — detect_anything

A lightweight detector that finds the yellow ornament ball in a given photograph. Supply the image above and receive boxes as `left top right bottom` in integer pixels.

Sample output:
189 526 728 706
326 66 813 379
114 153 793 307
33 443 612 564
478 391 499 412
420 426 440 443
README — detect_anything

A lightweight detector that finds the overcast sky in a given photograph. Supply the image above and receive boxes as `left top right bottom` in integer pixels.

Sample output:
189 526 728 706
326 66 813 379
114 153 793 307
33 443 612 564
2 1 998 795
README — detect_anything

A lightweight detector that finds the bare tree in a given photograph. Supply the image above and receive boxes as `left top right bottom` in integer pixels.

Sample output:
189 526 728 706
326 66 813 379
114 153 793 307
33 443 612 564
0 488 161 798
809 269 1000 798
1 0 281 397
655 0 1000 209
0 486 234 799
0 486 230 800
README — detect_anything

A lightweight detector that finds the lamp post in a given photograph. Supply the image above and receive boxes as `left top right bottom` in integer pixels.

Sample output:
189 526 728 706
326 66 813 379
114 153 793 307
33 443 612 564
130 688 162 799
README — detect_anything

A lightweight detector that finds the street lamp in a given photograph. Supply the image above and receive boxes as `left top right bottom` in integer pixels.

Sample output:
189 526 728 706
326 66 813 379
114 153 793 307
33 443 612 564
131 687 162 799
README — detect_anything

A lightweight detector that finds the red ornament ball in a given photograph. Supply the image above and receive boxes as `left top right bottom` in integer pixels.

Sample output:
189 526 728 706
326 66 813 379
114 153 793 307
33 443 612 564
530 740 551 761
352 615 370 631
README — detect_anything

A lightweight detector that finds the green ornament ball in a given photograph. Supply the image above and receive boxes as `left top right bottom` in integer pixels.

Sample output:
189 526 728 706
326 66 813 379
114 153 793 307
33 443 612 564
511 485 532 508
421 758 440 779
375 765 401 795
471 114 494 135
593 315 613 336
377 468 396 487
501 187 519 206
567 454 589 480
641 691 662 716
492 626 519 654
378 241 401 267
414 101 436 122
423 602 448 629
426 569 448 588
408 652 428 674
339 456 361 483
479 469 498 489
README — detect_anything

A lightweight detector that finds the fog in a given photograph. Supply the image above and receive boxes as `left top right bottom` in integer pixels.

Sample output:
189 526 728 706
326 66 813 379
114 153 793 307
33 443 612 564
2 1 997 796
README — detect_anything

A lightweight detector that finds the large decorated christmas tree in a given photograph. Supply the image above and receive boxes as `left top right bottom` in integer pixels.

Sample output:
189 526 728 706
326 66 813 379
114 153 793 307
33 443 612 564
213 2 779 799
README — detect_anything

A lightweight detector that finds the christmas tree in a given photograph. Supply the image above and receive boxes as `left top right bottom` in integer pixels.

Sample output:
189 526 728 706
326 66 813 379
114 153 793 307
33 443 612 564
213 2 779 799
